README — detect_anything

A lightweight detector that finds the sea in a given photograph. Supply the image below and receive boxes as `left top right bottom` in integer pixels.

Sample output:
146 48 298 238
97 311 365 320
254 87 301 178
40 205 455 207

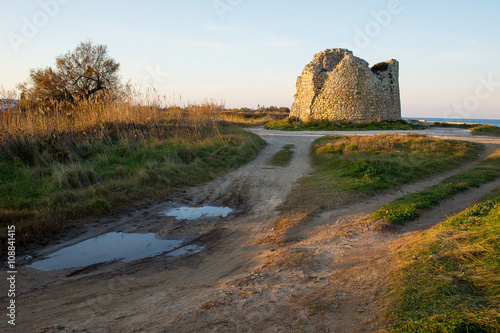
403 117 500 127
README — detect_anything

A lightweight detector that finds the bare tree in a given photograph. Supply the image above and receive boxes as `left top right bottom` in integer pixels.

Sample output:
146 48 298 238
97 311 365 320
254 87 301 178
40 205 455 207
18 41 121 106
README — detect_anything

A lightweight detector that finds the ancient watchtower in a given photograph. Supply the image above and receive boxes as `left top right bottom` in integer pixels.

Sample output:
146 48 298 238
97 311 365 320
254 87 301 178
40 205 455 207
290 49 401 121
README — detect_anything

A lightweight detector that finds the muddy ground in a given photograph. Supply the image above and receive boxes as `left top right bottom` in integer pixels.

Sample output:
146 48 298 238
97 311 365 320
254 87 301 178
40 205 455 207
4 127 500 333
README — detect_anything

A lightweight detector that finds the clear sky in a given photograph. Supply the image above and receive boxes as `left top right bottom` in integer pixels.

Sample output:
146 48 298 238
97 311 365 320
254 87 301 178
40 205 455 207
1 0 499 119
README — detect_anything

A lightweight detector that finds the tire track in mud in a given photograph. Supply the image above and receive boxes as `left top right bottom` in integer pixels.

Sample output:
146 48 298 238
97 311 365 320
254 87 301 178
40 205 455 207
157 130 500 333
240 129 500 333
11 128 500 333
13 129 317 332
172 129 500 333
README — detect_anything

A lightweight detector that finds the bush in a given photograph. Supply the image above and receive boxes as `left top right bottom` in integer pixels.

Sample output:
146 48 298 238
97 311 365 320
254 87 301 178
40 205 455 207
471 124 500 137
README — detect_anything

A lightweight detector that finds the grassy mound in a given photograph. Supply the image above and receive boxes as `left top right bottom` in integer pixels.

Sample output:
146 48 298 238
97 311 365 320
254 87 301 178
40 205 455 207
281 134 478 213
471 124 500 137
371 149 500 224
387 191 500 332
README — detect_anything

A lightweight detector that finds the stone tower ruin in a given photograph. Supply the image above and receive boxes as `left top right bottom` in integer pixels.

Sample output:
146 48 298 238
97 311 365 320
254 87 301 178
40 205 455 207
290 48 401 122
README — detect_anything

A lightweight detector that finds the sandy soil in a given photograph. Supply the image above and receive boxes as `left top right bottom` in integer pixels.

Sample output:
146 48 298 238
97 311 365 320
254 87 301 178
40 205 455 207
4 127 500 333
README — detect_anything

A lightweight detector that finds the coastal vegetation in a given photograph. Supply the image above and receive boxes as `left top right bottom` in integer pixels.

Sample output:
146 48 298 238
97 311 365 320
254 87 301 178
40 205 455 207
281 133 478 213
215 106 289 126
470 124 500 137
371 149 500 224
0 96 266 252
264 118 425 131
387 190 500 332
0 41 283 252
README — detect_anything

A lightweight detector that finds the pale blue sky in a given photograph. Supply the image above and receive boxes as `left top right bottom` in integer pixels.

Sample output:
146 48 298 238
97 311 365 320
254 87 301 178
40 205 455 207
1 0 499 119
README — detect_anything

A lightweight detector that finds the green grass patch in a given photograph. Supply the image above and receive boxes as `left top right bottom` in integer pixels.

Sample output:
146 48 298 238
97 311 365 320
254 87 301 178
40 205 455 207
371 149 500 224
268 144 295 167
387 193 500 332
265 118 426 131
281 134 478 213
471 124 500 137
0 125 265 252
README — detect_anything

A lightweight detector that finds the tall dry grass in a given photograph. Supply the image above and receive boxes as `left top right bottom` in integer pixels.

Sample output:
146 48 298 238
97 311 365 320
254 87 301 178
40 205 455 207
0 92 226 165
0 92 269 252
1 92 220 139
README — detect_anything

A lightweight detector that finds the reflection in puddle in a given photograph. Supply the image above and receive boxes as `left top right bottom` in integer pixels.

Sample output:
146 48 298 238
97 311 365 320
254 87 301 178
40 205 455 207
164 205 233 220
29 232 201 271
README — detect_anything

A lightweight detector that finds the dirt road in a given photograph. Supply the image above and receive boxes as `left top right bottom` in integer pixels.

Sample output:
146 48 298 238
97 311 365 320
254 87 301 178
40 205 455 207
6 127 500 333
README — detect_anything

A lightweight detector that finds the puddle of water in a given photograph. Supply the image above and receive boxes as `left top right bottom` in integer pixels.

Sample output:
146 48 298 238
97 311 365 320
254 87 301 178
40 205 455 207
28 232 201 271
164 205 233 220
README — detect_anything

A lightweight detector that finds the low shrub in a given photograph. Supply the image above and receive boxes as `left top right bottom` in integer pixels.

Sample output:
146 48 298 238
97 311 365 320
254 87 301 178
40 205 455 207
471 124 500 137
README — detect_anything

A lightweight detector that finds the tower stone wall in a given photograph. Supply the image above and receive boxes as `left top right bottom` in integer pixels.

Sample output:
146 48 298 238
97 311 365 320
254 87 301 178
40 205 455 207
290 49 401 122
